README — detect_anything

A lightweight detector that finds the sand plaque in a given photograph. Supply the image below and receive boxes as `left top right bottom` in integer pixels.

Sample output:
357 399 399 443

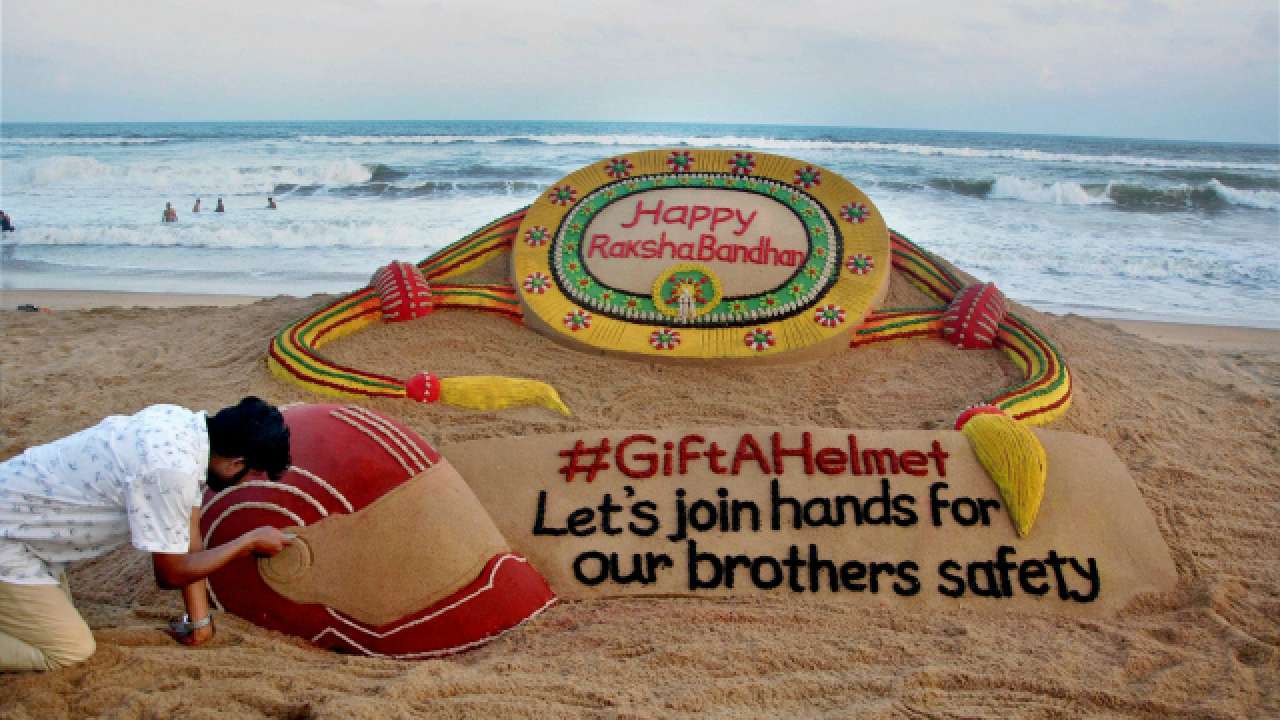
512 149 890 357
445 427 1177 616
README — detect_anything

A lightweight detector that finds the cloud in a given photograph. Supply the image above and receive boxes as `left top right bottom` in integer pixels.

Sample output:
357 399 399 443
1 0 1276 141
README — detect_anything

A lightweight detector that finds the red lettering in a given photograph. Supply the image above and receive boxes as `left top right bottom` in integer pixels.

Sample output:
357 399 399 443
616 434 657 478
710 207 735 232
706 441 729 474
688 205 712 230
678 434 704 474
848 434 862 475
658 232 676 259
930 440 949 476
815 447 847 475
861 448 900 475
771 431 816 475
731 433 771 475
899 450 928 476
621 199 662 228
587 233 610 258
697 234 716 261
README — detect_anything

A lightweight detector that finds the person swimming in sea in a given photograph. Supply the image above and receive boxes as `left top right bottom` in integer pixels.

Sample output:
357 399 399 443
0 210 14 232
192 198 201 213
162 203 178 223
267 197 277 209
215 198 226 213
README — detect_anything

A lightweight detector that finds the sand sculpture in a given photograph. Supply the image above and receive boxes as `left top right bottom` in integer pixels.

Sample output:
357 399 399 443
269 149 1071 539
200 403 556 658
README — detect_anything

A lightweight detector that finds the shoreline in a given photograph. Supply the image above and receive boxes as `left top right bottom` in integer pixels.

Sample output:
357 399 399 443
4 288 1277 353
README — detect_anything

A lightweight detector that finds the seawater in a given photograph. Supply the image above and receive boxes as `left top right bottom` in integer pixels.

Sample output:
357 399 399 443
1 120 1277 327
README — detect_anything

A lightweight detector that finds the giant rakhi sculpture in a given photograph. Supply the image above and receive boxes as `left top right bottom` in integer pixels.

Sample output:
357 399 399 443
268 149 1071 536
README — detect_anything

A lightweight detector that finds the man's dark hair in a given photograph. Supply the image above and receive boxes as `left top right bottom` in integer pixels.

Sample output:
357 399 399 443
207 396 291 480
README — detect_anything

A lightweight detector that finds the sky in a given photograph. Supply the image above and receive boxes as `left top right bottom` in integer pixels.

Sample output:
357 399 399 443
2 0 1277 143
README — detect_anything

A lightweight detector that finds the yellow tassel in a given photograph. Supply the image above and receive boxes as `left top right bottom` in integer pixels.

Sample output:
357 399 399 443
439 376 571 416
957 407 1047 537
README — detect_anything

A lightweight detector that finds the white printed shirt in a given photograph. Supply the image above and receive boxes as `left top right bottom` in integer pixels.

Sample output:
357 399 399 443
0 405 209 584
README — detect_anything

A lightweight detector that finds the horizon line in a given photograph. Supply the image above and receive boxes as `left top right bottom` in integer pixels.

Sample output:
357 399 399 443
2 117 1276 147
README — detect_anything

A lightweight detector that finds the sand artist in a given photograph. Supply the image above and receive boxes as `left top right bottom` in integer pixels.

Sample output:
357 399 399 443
0 398 292 672
269 149 1071 538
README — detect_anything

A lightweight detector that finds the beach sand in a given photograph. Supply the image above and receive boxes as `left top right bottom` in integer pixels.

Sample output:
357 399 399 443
0 277 1276 718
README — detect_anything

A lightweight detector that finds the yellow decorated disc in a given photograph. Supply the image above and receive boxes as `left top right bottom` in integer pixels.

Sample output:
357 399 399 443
512 149 890 358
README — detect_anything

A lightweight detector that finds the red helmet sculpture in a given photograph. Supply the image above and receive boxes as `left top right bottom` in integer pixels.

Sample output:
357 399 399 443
200 403 555 659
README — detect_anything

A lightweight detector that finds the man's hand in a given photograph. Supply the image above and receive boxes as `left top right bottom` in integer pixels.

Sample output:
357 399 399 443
154 524 295 589
248 526 294 557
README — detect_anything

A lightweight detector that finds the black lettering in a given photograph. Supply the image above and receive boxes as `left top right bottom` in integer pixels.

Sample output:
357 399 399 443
893 561 921 596
937 560 965 597
532 490 567 536
771 478 802 530
573 551 609 586
892 493 918 526
628 500 659 537
686 539 722 590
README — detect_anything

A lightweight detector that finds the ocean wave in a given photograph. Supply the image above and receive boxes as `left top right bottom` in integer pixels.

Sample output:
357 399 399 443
1205 178 1280 210
988 176 1109 205
927 174 1280 211
296 133 1279 171
453 163 562 179
1153 169 1280 191
316 179 547 198
367 163 409 182
2 220 459 251
4 137 170 145
20 156 373 192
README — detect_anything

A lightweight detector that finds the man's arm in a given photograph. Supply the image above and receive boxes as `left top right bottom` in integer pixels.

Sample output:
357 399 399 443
152 515 291 590
176 510 214 646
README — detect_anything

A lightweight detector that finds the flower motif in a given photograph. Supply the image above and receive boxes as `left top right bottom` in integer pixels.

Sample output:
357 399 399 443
794 166 822 189
577 277 590 289
728 152 755 176
549 185 577 206
523 271 552 294
604 157 634 179
563 309 592 332
744 328 776 352
667 150 695 173
846 254 874 275
649 328 681 350
814 304 846 328
524 225 550 247
840 202 871 223
730 300 747 314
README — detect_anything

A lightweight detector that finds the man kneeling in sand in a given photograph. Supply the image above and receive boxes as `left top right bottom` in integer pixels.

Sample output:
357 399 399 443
0 397 293 671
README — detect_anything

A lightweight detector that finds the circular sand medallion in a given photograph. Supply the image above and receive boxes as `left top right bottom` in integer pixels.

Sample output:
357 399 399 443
512 149 890 358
